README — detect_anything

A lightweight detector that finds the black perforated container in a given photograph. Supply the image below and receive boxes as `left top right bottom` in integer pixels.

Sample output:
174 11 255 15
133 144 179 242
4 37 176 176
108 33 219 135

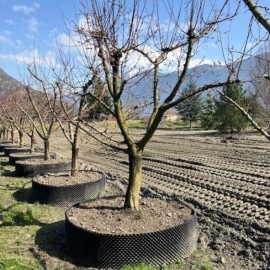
15 160 71 177
9 153 55 166
65 196 198 269
32 170 106 206
0 143 17 152
5 147 31 157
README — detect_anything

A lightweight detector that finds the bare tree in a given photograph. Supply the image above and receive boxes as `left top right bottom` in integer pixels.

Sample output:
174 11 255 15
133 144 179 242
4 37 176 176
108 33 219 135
51 77 95 177
0 116 11 141
68 0 242 210
0 93 27 148
18 67 60 161
12 92 37 152
0 111 14 143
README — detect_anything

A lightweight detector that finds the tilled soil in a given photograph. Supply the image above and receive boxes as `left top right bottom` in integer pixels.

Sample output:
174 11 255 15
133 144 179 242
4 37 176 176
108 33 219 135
66 196 192 234
47 129 270 270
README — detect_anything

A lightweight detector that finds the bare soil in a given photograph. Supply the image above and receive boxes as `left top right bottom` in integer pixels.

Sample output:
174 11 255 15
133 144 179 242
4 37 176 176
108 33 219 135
35 171 103 186
10 152 42 157
30 129 270 269
18 158 69 165
67 196 192 234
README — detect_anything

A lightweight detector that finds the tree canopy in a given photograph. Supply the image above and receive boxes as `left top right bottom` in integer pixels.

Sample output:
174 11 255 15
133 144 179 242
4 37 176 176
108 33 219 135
176 80 202 128
215 83 249 133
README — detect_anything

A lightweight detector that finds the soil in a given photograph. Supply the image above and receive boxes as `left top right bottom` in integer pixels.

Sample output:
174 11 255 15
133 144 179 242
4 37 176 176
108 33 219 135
5 146 30 150
35 171 103 186
30 129 270 269
10 152 43 157
18 158 69 165
67 196 192 234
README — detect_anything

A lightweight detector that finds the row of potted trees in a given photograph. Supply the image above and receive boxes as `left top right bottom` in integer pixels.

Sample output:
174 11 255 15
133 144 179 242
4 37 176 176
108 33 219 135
0 0 235 266
0 131 198 268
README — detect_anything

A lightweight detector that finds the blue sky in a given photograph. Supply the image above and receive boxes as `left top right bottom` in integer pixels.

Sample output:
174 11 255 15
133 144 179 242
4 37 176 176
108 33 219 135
0 0 78 81
0 1 268 83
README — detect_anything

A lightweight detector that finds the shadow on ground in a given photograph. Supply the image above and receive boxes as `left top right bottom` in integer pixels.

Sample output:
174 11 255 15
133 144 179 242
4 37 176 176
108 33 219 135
13 187 36 203
35 220 79 268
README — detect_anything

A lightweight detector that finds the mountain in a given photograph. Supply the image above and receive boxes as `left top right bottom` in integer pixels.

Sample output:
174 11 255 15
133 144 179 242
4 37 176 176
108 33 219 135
0 68 25 99
0 53 262 106
123 54 260 111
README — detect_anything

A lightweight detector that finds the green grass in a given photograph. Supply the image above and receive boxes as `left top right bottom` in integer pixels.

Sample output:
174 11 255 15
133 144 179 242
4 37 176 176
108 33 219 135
126 120 148 129
121 249 214 270
0 160 65 269
0 257 38 270
0 159 215 269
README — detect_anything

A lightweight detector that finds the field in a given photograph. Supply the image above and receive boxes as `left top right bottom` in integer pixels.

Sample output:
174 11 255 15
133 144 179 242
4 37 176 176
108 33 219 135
0 129 269 269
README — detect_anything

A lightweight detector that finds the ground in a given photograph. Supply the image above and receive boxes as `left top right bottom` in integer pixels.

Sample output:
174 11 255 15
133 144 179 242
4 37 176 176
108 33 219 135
0 128 269 269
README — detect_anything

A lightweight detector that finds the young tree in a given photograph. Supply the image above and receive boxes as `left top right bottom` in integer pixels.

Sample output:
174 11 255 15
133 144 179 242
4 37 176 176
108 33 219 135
0 116 11 141
71 0 240 210
215 82 249 133
18 69 60 161
201 93 217 130
175 80 202 128
0 93 26 148
0 111 15 143
51 76 97 177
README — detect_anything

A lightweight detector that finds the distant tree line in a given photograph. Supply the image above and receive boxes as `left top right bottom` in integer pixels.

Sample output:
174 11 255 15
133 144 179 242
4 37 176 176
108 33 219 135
175 80 261 134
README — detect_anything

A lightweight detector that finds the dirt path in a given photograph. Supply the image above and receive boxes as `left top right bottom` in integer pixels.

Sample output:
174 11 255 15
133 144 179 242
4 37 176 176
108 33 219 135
48 128 270 270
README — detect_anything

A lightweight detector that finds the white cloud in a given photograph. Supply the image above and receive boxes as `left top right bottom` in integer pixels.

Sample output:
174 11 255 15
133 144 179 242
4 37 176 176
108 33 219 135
0 49 56 67
3 30 12 36
28 17 39 33
56 31 96 56
12 3 40 15
4 19 15 25
0 35 17 46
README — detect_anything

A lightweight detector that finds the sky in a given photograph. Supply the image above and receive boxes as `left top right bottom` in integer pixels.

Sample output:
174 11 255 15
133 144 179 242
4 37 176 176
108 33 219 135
0 0 79 81
0 0 268 83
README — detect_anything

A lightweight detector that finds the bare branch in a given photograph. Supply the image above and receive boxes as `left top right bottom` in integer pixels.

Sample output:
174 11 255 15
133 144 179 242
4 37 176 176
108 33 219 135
243 0 270 33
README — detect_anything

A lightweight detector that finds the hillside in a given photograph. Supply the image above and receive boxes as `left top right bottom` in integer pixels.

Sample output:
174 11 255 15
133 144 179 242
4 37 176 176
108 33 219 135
124 55 257 109
0 68 25 99
0 53 260 104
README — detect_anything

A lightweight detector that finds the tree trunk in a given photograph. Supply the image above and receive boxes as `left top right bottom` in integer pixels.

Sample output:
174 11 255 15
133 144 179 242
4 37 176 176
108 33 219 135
71 145 79 177
30 129 36 153
18 130 23 148
11 129 15 144
30 135 35 153
4 128 8 140
124 152 142 210
44 139 50 161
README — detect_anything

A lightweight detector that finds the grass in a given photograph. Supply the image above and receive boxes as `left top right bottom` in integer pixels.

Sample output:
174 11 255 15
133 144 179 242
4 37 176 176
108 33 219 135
126 120 148 129
0 158 215 269
0 159 65 269
121 249 215 270
0 257 38 270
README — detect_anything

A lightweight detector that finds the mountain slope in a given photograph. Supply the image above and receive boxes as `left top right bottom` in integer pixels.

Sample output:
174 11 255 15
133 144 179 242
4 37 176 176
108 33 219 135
0 68 25 99
0 53 260 105
123 55 259 111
